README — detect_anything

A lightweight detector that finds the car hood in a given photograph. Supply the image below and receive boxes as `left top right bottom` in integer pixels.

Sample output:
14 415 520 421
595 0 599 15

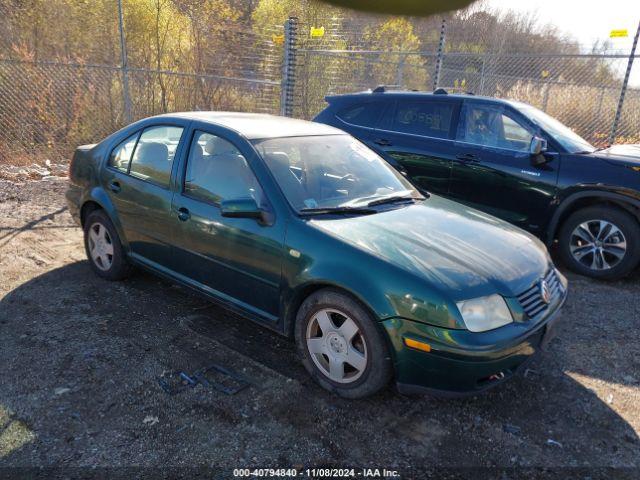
308 196 550 300
596 144 640 168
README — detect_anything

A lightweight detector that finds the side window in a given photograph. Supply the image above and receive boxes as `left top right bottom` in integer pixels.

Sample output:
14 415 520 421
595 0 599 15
391 101 454 138
457 103 533 151
502 115 533 144
184 131 263 205
336 102 383 128
108 133 138 172
129 125 184 187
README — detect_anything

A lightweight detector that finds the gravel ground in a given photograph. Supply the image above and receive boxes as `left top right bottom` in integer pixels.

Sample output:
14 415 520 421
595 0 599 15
0 178 639 478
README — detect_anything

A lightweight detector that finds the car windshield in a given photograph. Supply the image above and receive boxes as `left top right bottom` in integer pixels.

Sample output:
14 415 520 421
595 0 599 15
515 104 596 153
252 135 421 212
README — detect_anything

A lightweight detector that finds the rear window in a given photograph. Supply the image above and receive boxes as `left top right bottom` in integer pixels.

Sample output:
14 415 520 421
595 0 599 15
391 101 454 139
128 126 184 187
108 133 139 173
336 102 384 128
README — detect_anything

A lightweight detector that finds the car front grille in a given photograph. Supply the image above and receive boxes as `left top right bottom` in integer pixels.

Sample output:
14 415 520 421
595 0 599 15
517 268 565 319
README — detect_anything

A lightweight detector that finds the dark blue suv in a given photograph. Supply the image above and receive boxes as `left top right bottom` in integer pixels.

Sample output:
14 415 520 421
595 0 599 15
314 87 640 280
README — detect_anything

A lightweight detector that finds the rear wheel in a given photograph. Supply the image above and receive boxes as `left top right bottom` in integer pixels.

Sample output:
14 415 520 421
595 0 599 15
295 289 392 398
83 210 132 280
558 206 640 280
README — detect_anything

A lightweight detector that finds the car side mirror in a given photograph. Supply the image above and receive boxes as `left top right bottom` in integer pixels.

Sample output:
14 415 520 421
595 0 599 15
220 198 263 220
530 136 548 165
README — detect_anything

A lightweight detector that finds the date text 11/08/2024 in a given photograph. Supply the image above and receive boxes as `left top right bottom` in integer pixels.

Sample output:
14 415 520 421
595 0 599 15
232 468 400 478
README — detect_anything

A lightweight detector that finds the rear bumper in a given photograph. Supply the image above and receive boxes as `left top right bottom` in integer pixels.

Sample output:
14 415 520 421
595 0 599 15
382 293 565 397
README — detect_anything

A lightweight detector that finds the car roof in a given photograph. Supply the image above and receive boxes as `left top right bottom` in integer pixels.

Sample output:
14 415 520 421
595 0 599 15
151 111 345 139
326 89 519 107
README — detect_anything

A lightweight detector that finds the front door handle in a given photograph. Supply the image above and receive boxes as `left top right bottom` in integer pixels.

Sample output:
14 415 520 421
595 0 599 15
109 181 121 193
456 153 480 163
177 207 190 222
374 138 392 146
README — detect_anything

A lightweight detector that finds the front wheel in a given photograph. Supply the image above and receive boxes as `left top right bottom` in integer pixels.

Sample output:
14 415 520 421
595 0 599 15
558 206 640 280
295 289 392 398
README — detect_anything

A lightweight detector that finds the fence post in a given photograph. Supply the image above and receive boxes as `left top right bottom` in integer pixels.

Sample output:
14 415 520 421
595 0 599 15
478 56 486 95
396 54 406 88
595 86 606 121
280 17 298 117
117 0 132 124
609 19 640 145
542 81 551 111
433 18 446 91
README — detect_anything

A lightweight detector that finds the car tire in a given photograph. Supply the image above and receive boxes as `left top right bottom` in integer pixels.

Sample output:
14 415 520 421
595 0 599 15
295 288 393 398
558 206 640 280
83 210 132 281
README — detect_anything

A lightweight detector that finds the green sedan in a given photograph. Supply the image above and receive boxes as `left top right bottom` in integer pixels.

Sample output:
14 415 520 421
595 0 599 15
66 112 567 398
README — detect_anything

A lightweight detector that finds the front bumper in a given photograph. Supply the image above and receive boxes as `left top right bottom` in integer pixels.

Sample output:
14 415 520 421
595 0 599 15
382 293 566 397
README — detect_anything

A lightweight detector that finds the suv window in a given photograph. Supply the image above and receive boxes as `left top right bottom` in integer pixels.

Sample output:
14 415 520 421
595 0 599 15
108 133 139 172
184 131 263 205
457 103 533 151
336 102 384 128
129 126 184 187
391 101 454 138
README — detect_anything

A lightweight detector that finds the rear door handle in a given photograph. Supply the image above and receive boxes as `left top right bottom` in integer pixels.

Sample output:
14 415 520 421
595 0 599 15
177 207 190 222
456 153 480 163
374 138 392 146
109 181 121 193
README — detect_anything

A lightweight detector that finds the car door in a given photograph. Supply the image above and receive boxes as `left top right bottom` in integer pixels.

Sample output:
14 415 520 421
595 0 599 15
449 101 559 234
103 123 187 268
369 98 460 196
169 126 285 323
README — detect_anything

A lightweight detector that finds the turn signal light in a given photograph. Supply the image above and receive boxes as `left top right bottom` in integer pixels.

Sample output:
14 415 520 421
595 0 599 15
404 337 432 353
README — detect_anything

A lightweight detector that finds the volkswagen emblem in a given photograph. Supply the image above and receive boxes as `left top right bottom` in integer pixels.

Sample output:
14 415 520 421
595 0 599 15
539 279 552 304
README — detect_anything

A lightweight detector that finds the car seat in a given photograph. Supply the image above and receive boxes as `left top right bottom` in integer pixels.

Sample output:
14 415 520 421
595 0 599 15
133 142 170 184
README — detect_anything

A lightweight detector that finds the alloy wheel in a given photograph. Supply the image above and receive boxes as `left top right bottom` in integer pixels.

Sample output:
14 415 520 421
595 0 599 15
305 308 368 384
569 219 627 271
88 222 114 271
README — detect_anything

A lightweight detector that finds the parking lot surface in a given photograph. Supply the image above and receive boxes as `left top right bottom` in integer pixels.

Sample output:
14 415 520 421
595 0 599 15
0 178 639 477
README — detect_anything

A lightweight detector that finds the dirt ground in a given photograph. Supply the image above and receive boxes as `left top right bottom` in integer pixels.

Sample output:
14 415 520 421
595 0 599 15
1 177 639 479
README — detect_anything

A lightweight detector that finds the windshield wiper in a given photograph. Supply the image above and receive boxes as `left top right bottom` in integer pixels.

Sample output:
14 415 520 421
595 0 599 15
366 195 422 207
299 206 377 216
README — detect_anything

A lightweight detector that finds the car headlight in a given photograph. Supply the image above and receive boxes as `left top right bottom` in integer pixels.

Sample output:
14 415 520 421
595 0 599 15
456 294 513 332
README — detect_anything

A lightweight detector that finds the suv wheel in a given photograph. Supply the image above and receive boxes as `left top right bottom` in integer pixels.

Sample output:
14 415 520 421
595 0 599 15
295 289 392 399
83 210 132 280
558 206 640 280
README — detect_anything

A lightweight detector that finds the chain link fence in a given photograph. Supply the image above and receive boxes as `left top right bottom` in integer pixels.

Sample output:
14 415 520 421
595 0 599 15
439 52 639 145
1 5 639 172
0 1 283 170
290 20 639 147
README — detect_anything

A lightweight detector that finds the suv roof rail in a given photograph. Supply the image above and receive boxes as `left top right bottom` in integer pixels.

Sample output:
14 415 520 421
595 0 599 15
372 85 385 93
372 85 402 93
438 87 476 95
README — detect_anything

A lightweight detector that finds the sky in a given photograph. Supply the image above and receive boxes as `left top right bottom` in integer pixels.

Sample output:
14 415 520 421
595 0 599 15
486 0 639 51
486 0 640 84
